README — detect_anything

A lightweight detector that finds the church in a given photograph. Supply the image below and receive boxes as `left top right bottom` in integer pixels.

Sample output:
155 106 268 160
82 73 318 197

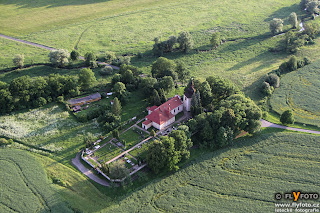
142 83 195 130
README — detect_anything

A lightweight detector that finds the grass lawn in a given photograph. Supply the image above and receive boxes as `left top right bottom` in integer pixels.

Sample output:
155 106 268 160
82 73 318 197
121 90 148 122
94 143 123 164
119 128 146 150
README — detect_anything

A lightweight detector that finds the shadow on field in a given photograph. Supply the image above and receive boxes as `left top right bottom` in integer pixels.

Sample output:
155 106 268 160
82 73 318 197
2 0 110 8
264 3 300 22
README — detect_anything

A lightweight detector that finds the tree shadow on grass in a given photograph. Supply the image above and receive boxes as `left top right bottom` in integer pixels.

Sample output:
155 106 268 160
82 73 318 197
264 3 300 22
1 0 111 8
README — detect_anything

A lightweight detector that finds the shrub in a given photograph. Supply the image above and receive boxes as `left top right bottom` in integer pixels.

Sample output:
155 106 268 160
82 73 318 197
13 54 24 68
288 56 298 71
112 56 131 66
104 51 116 63
84 52 97 66
57 96 64 103
0 138 13 146
280 110 295 124
33 97 47 107
269 18 284 35
70 50 80 61
137 52 143 59
304 57 311 65
99 66 114 76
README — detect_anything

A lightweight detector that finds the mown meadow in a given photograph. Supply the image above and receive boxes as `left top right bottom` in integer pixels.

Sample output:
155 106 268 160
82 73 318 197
270 59 320 127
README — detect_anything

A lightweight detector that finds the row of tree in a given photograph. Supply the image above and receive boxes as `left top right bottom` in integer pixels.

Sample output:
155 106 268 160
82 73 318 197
0 67 98 114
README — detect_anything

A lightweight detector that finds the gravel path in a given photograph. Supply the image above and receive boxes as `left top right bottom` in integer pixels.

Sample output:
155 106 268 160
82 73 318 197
72 152 110 187
0 33 119 70
261 119 320 135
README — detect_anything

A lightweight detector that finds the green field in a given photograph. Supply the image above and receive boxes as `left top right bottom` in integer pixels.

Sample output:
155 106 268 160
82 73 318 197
0 0 305 96
0 38 49 68
103 132 320 212
270 60 320 127
0 148 72 212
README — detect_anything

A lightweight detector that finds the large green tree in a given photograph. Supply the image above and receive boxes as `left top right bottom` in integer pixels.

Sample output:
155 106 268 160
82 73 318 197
177 31 194 53
112 97 122 116
78 68 96 90
48 49 69 67
169 130 193 161
280 110 295 124
151 57 176 79
269 18 284 35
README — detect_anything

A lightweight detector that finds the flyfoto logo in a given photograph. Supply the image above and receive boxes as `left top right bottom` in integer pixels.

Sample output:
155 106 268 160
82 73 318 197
275 192 319 201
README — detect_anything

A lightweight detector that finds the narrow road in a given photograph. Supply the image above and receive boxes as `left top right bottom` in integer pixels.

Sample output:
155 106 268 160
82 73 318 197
72 152 110 187
0 33 119 69
261 119 320 135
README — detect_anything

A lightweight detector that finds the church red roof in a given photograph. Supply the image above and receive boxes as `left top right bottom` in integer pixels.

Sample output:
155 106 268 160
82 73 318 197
145 96 183 125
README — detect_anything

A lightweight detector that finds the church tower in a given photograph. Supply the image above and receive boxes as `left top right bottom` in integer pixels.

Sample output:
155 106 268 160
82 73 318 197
183 81 195 112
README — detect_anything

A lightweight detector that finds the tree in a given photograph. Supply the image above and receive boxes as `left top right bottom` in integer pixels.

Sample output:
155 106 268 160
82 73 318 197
113 82 126 96
176 61 190 85
280 110 295 124
100 66 114 76
306 1 319 14
146 140 167 174
159 76 174 93
70 50 80 61
206 76 240 104
288 55 298 71
151 57 176 78
261 81 273 96
169 130 193 161
78 68 96 90
112 129 120 139
158 88 167 103
304 22 320 39
270 18 284 35
300 0 312 9
139 77 157 96
162 137 180 172
216 126 233 148
13 54 24 68
150 130 156 137
104 51 116 63
265 73 280 88
151 89 161 106
112 97 122 116
199 81 213 107
121 70 134 84
108 161 130 180
84 133 96 148
48 49 69 67
288 12 298 29
177 31 194 53
210 32 221 48
84 52 97 66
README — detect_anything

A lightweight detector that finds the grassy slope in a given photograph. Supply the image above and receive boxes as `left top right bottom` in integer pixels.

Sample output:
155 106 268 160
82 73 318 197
0 37 49 68
102 133 320 212
0 148 72 212
270 60 320 127
0 0 303 98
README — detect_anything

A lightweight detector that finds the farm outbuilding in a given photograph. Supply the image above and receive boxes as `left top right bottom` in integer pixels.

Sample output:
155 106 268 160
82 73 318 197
68 93 101 107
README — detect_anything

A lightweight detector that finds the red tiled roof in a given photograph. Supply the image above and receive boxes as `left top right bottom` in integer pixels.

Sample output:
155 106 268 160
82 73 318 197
148 106 158 111
145 96 183 125
142 120 152 125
